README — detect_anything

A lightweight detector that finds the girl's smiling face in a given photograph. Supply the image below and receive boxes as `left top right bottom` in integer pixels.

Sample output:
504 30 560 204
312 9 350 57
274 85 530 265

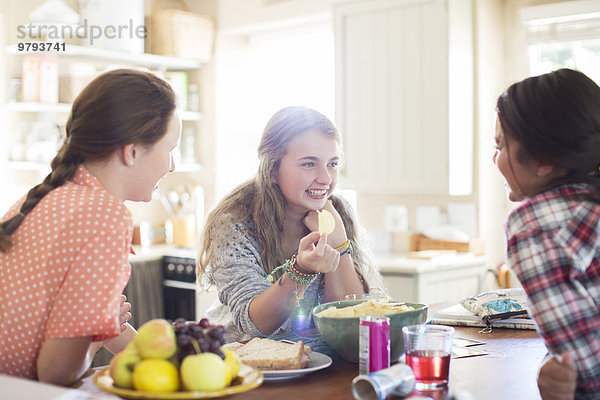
276 129 340 216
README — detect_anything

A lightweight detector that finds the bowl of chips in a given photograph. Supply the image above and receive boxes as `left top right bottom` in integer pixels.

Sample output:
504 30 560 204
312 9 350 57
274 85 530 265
312 299 428 363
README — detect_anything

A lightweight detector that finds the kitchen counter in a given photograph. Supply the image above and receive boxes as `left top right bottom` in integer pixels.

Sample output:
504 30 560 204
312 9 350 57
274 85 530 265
129 244 196 263
375 252 489 305
374 252 486 274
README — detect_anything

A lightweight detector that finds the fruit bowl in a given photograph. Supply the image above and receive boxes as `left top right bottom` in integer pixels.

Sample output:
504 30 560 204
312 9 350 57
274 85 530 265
94 364 263 399
312 299 428 363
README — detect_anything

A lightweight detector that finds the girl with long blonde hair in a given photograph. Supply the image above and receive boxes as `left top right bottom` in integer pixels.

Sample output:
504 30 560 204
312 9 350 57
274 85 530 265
197 106 385 342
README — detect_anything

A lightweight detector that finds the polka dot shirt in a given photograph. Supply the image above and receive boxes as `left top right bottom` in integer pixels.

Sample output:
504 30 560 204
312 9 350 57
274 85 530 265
0 164 133 379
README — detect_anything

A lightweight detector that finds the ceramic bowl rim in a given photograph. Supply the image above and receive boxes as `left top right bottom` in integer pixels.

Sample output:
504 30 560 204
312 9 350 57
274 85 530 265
311 299 429 320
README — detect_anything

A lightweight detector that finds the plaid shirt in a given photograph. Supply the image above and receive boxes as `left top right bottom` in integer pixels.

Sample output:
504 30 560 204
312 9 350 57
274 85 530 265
505 184 600 398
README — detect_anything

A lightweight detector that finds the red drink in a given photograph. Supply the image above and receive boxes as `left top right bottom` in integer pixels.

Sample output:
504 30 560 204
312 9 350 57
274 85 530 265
406 350 450 387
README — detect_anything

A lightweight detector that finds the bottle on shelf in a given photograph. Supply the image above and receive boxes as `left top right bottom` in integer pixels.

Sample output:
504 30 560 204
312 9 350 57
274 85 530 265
187 83 200 112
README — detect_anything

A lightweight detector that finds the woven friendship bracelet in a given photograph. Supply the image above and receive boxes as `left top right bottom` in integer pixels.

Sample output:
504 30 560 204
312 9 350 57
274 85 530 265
334 239 351 252
265 258 292 282
264 255 318 307
286 255 318 285
265 255 319 284
340 241 353 257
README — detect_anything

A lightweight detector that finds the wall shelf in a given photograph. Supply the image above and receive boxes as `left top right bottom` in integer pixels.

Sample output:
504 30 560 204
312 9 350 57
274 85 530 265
6 43 203 71
6 102 71 113
7 102 202 121
179 111 203 121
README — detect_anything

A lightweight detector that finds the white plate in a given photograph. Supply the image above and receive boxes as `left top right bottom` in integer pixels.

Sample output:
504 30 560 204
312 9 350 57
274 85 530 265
262 352 333 381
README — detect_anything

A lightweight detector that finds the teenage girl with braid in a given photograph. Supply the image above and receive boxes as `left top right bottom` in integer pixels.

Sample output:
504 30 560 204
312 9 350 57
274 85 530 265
0 69 180 385
197 106 386 343
494 69 600 399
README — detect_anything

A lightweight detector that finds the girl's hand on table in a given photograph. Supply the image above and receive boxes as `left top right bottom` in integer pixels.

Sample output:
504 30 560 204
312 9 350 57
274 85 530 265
537 351 577 400
296 231 340 274
103 295 137 355
303 200 347 248
119 294 132 332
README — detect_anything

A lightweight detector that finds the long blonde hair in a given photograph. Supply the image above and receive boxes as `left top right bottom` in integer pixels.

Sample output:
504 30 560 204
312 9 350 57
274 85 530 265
197 106 385 294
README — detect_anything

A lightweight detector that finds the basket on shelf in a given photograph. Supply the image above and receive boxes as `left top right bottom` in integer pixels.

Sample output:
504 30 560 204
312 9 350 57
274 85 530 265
146 0 215 61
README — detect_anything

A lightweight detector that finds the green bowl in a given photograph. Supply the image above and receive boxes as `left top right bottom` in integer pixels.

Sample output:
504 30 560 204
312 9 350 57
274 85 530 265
312 300 428 363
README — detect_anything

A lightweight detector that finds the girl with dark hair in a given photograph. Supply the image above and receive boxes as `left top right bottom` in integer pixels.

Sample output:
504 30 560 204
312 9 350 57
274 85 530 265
197 106 386 343
494 68 600 399
0 69 180 385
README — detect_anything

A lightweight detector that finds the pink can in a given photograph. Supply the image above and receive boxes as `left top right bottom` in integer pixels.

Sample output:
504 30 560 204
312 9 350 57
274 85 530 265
359 315 390 375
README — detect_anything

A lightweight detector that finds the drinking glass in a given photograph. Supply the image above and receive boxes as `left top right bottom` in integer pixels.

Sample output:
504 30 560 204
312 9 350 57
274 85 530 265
402 324 454 390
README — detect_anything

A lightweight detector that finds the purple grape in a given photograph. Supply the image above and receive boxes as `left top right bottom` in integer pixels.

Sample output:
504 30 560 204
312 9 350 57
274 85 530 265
197 339 210 353
199 318 210 329
177 335 190 348
190 325 204 339
208 326 225 341
209 341 221 354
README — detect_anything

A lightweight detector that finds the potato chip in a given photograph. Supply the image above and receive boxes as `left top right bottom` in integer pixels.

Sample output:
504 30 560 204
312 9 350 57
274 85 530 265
317 209 335 235
315 299 415 318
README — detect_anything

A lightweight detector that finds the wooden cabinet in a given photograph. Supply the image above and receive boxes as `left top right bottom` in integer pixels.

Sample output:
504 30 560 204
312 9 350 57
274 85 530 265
377 254 487 304
334 0 473 194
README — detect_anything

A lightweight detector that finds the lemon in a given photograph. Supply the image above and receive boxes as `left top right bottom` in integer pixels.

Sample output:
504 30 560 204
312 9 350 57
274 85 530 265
180 353 227 391
132 359 179 392
222 348 241 384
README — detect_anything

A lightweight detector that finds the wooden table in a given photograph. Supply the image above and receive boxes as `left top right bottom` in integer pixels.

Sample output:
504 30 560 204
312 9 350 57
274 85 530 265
76 312 547 399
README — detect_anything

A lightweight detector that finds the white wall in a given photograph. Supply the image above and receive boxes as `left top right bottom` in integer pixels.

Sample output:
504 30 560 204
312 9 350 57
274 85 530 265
213 0 337 200
218 0 336 33
475 0 512 270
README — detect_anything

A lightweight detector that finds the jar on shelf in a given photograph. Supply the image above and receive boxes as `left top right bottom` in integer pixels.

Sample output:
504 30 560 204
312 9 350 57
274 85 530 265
180 126 196 164
187 83 199 112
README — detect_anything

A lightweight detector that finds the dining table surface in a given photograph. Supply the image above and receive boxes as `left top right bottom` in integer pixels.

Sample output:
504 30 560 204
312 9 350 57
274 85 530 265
69 302 548 400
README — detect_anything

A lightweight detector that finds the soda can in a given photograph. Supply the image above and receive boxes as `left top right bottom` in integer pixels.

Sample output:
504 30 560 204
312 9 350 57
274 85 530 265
359 315 390 375
352 363 416 400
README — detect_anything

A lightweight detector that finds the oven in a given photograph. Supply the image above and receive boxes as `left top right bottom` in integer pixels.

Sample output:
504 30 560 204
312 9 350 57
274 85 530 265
162 255 197 321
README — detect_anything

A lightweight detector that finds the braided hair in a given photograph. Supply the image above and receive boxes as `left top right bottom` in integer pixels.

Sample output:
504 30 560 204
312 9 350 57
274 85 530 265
0 69 176 252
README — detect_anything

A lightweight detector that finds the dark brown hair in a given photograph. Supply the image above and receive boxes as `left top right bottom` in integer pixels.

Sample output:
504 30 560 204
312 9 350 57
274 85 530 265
0 69 176 252
497 68 600 198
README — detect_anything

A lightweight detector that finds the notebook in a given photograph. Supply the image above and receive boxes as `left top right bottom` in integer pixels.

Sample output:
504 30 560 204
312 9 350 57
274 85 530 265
431 303 536 330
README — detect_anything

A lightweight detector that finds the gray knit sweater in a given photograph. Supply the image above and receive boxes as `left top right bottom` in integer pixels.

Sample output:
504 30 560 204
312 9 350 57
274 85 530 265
205 218 325 343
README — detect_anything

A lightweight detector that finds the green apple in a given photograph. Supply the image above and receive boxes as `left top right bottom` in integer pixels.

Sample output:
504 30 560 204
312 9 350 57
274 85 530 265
109 350 141 389
134 319 177 359
121 341 139 355
180 353 227 391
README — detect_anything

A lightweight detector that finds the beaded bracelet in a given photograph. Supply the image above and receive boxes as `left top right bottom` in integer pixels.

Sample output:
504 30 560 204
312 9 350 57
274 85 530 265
288 262 318 280
339 241 353 257
264 255 319 284
264 255 319 306
334 239 351 252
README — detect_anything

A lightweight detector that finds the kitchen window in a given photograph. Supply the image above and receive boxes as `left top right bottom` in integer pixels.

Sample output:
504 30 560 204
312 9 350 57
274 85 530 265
215 22 334 199
520 0 600 82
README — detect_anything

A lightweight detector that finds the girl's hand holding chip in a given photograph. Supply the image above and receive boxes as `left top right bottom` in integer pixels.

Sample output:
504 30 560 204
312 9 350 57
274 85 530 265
296 231 340 274
304 200 348 248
